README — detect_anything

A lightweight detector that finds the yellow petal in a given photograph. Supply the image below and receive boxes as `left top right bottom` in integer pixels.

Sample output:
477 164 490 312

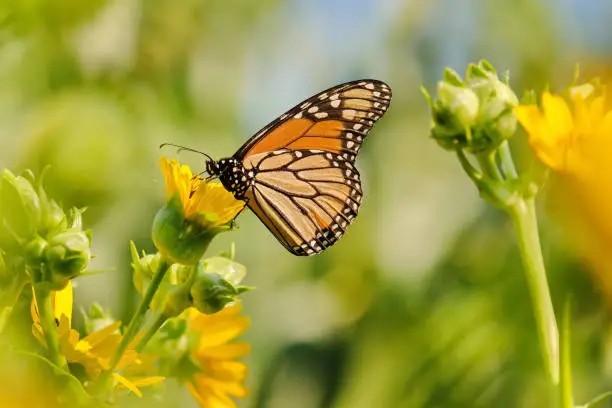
589 95 606 128
514 104 545 136
204 360 248 384
53 282 73 324
572 95 590 135
190 377 240 408
160 157 192 206
197 342 250 360
123 376 166 388
197 317 250 349
187 182 244 225
188 382 238 408
82 321 122 348
542 92 574 137
112 373 143 398
195 375 248 399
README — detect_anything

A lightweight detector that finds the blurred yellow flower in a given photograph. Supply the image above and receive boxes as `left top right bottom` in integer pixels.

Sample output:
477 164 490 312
517 89 612 306
187 303 250 408
160 157 244 227
514 91 612 178
31 282 165 397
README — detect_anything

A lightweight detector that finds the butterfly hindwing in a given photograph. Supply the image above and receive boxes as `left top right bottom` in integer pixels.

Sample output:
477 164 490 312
243 149 362 256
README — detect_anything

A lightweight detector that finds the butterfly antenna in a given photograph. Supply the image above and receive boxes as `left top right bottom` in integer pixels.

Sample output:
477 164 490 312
159 142 215 162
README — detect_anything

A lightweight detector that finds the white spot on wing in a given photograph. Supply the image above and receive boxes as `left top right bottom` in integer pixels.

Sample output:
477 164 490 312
330 99 341 108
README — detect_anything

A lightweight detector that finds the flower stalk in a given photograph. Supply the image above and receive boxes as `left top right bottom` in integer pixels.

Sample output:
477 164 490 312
508 198 559 386
96 257 170 392
136 311 167 353
34 284 68 371
424 60 560 402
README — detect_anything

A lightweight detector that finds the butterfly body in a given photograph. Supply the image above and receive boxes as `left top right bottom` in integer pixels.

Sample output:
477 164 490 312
208 158 256 199
205 79 391 256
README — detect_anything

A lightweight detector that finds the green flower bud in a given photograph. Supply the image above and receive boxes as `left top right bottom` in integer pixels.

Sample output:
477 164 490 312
0 169 41 240
130 241 161 295
152 195 225 265
437 82 480 128
474 79 518 147
190 273 237 314
45 230 91 289
24 236 48 271
425 60 520 153
36 182 67 237
425 81 480 151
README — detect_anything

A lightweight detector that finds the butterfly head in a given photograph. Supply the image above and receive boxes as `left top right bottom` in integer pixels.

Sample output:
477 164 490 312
207 158 252 200
205 159 221 177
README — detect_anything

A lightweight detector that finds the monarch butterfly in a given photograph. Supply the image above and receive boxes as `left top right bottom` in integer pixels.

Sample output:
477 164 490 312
185 79 390 256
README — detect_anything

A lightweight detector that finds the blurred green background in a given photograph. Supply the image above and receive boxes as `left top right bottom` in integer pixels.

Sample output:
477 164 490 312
1 0 611 406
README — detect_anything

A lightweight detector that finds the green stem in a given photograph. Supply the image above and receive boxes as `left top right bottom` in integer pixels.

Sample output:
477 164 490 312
95 258 169 390
498 141 519 179
135 311 167 353
560 298 573 408
456 149 481 182
508 198 559 389
476 151 504 181
34 285 68 371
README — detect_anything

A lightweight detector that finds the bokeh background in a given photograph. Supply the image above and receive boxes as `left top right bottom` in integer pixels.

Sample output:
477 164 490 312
1 0 612 406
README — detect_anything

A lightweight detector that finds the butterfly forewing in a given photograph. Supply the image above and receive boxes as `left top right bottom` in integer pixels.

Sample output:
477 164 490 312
234 79 391 163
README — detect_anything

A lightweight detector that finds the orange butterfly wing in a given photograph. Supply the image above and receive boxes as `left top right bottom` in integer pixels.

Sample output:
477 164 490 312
234 80 391 162
235 79 391 255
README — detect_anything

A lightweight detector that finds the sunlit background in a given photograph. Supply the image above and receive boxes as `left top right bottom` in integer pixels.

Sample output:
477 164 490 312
1 0 612 407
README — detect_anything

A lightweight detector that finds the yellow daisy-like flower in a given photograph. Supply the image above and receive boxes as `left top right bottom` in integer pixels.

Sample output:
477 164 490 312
31 283 165 397
159 157 244 227
517 89 612 306
187 303 250 408
514 91 612 178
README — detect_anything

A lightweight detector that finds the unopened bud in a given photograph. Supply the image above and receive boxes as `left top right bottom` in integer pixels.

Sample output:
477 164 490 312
45 231 91 289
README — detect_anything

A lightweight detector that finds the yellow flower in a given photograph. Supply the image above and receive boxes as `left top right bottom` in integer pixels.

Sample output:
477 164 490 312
187 303 250 408
160 157 244 227
514 91 612 178
31 282 165 397
517 89 612 306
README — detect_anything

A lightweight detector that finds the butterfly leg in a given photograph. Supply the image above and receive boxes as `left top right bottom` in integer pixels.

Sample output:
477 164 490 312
229 199 250 229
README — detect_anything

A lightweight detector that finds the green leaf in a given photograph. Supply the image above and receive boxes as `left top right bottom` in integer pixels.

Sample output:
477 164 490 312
578 391 612 408
443 67 465 87
479 59 497 74
10 349 96 407
420 85 433 108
